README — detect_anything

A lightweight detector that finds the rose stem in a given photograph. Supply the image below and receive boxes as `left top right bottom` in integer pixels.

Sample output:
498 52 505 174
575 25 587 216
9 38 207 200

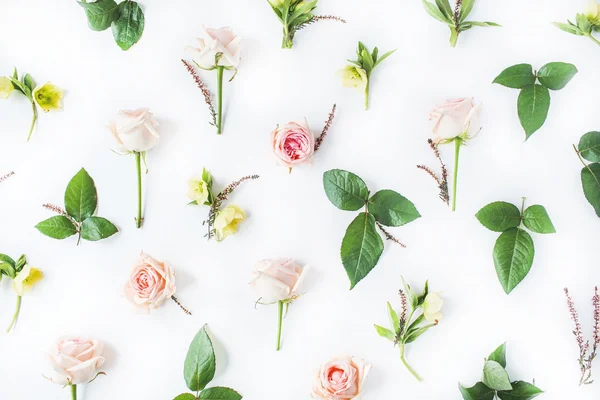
588 34 600 47
451 137 462 212
6 295 22 333
135 152 143 229
276 300 284 351
216 66 224 135
399 342 423 382
70 384 77 400
364 79 370 110
27 100 37 141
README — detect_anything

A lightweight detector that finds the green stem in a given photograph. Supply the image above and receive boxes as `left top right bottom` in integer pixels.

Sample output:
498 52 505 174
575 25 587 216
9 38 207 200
281 28 294 49
216 66 224 135
399 342 423 382
588 34 600 47
276 300 284 351
70 384 77 400
27 101 38 141
364 79 370 110
452 137 462 211
6 296 22 333
135 152 143 229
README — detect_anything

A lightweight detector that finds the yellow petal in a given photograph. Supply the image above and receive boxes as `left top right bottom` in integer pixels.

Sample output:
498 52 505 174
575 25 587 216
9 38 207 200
13 266 43 296
33 82 64 112
0 77 14 99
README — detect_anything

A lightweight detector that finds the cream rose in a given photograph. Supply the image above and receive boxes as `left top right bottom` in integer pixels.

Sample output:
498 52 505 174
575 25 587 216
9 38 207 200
249 258 307 304
187 27 242 69
271 121 315 169
108 108 159 153
48 338 105 385
124 252 176 313
429 98 482 144
312 356 371 400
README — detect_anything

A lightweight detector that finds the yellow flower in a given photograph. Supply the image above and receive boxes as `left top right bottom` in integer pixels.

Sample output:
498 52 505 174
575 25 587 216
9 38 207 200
187 178 210 204
423 292 443 322
214 205 245 241
339 65 368 90
13 265 43 296
0 77 14 99
33 82 64 112
585 0 600 22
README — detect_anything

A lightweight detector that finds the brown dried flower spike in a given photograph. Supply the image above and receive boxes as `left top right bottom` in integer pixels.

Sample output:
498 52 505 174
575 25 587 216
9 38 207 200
417 139 450 206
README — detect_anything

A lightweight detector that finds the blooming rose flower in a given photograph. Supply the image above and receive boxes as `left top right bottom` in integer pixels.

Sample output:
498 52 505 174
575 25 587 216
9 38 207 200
429 98 482 144
214 205 245 241
339 66 368 90
33 82 63 112
124 252 176 313
312 356 371 400
271 121 315 170
187 178 210 204
48 338 105 385
13 265 43 296
249 258 307 303
108 108 159 153
0 77 14 99
423 292 443 322
187 27 242 69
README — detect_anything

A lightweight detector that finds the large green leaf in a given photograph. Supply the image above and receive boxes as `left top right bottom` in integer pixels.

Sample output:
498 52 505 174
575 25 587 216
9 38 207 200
493 228 535 294
323 169 369 211
493 64 536 89
459 382 496 400
488 343 507 368
497 381 544 400
184 325 216 392
80 217 118 241
35 216 78 240
112 1 145 51
578 131 600 162
517 84 550 140
482 360 512 391
78 0 120 31
198 387 243 400
475 201 521 232
537 62 577 91
341 212 384 289
581 163 600 217
522 205 555 234
367 190 420 227
65 168 97 222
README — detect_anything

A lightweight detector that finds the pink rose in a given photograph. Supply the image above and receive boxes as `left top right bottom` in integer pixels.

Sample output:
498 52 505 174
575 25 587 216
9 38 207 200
429 98 482 144
312 356 371 400
249 258 307 303
48 338 105 385
271 121 315 170
187 26 242 69
108 108 159 153
124 252 176 313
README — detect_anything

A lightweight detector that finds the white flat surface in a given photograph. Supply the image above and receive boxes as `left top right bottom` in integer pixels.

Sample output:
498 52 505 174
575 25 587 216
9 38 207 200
1 0 600 399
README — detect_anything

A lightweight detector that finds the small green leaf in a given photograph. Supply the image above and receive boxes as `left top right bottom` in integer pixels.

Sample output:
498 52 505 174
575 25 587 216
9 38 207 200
459 0 475 22
522 205 555 234
466 21 501 27
323 169 369 211
80 217 118 241
421 0 451 23
488 343 507 368
517 84 551 139
493 64 536 89
341 212 384 289
373 49 396 68
173 394 196 400
497 381 544 400
493 228 535 294
475 201 521 232
482 360 512 391
0 262 16 279
78 0 120 31
435 0 453 20
368 190 420 227
112 1 145 51
405 324 435 343
184 325 216 392
0 254 16 268
553 22 584 35
374 324 395 341
198 387 243 400
578 131 600 162
581 163 600 217
537 62 578 90
387 301 400 332
65 168 97 222
23 74 36 92
459 382 496 400
35 216 78 240
15 254 26 273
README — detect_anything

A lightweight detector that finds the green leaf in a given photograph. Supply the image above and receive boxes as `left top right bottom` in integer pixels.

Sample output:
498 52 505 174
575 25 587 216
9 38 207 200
65 168 97 222
581 163 600 217
80 217 118 241
174 395 196 400
402 276 419 310
112 1 145 51
15 254 26 273
8 76 29 97
198 387 243 400
23 74 36 92
459 0 475 22
323 169 369 211
493 228 535 294
435 0 453 20
0 262 16 279
488 343 507 368
422 0 451 23
0 254 16 268
374 324 395 341
475 201 521 232
387 301 400 332
360 48 374 74
553 22 584 35
373 49 396 68
578 132 600 162
368 190 420 227
405 324 434 343
184 325 216 392
466 21 501 27
482 360 512 391
537 62 577 90
517 84 550 139
492 64 536 89
78 0 120 31
459 382 496 400
497 381 544 400
35 216 78 240
522 205 555 234
341 212 384 289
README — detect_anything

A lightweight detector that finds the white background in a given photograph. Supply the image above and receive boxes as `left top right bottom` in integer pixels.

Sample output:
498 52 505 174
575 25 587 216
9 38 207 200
1 0 599 399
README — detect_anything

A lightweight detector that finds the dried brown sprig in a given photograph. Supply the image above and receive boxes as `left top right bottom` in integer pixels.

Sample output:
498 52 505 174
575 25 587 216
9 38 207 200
417 139 450 205
295 15 347 31
314 104 336 152
0 171 15 183
171 295 192 315
453 0 463 30
181 59 218 127
395 289 408 345
42 203 69 217
376 221 406 248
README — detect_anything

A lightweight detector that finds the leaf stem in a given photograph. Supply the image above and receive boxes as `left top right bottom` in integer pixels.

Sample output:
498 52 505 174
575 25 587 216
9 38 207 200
588 34 600 47
6 295 22 333
276 300 284 351
70 384 77 400
364 79 370 110
135 152 143 229
399 342 423 382
216 66 224 134
27 100 38 141
452 137 462 211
